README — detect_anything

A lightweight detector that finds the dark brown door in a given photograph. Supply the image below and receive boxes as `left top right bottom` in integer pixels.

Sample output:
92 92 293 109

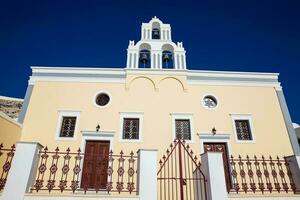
81 141 110 190
204 143 231 192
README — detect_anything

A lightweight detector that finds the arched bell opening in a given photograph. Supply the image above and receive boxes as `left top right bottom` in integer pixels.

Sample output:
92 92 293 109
162 44 174 69
162 51 174 69
152 22 161 39
139 43 151 68
139 49 151 68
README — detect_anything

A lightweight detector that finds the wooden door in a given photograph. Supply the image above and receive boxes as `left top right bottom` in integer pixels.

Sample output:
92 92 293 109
81 141 110 190
203 143 231 192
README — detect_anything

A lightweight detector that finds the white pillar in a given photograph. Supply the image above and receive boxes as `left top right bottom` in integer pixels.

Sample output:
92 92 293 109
126 52 130 68
182 54 187 70
2 142 42 200
157 53 162 69
137 149 158 200
135 52 139 69
201 152 229 200
176 54 180 69
151 53 155 69
285 155 300 193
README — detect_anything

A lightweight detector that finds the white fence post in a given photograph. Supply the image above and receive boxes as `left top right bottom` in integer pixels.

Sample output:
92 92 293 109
2 142 42 200
137 149 158 200
201 152 229 200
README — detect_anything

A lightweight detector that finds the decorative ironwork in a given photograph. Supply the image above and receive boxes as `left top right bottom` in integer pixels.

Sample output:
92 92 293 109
230 155 296 194
175 119 191 140
123 118 139 139
157 139 207 200
31 146 138 194
0 143 15 192
234 120 252 140
59 117 76 137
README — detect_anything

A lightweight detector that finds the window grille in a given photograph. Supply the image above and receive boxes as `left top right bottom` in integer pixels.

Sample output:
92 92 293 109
175 119 191 140
235 120 252 140
123 118 139 140
59 116 77 137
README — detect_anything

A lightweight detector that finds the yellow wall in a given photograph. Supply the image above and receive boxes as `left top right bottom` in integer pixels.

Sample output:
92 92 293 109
20 74 293 160
0 113 21 147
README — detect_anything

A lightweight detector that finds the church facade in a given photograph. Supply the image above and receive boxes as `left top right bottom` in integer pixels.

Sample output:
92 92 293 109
1 17 300 200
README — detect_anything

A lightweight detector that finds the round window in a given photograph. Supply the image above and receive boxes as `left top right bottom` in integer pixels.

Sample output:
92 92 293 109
203 95 218 109
95 93 110 107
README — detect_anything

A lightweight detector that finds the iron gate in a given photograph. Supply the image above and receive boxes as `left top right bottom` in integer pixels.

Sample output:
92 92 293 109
157 139 207 200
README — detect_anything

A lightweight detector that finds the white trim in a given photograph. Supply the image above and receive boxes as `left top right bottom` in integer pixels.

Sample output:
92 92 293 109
93 91 112 108
29 66 280 88
119 112 144 143
0 95 23 101
230 114 256 144
31 66 279 77
28 76 125 85
170 113 194 143
187 79 281 88
79 130 114 190
55 111 81 141
201 93 219 110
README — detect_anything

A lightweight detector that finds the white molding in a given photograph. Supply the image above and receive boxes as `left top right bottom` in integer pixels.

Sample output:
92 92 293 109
28 76 125 85
0 95 23 101
230 114 256 144
93 90 112 108
29 66 280 89
119 112 144 143
80 130 114 155
170 113 194 143
55 111 81 141
201 93 219 111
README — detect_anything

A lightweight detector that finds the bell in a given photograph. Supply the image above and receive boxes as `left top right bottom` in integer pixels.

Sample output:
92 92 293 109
140 53 148 64
163 53 170 63
153 30 160 39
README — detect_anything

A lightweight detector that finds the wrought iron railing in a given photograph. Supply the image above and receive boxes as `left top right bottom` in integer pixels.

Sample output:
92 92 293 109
230 155 296 194
0 144 15 192
31 146 138 194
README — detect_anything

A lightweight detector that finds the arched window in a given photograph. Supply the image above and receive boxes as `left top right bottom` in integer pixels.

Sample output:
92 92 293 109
139 49 151 68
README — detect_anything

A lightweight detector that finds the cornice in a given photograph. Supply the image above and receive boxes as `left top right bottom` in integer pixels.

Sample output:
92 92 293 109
29 66 280 88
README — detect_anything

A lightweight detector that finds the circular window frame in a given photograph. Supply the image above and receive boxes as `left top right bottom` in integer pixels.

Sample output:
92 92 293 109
201 94 219 110
93 91 112 108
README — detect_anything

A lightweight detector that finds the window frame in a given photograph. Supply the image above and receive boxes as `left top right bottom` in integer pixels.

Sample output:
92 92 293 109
55 111 81 141
119 112 143 143
230 114 256 144
171 113 194 143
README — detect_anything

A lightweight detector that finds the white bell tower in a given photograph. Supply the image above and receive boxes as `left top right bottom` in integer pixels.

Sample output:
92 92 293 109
126 16 187 70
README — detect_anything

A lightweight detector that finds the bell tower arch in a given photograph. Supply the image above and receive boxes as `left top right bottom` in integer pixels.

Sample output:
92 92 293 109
126 16 186 70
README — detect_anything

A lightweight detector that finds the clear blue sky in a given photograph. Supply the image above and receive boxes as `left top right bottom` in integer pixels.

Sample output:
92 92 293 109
0 0 299 123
